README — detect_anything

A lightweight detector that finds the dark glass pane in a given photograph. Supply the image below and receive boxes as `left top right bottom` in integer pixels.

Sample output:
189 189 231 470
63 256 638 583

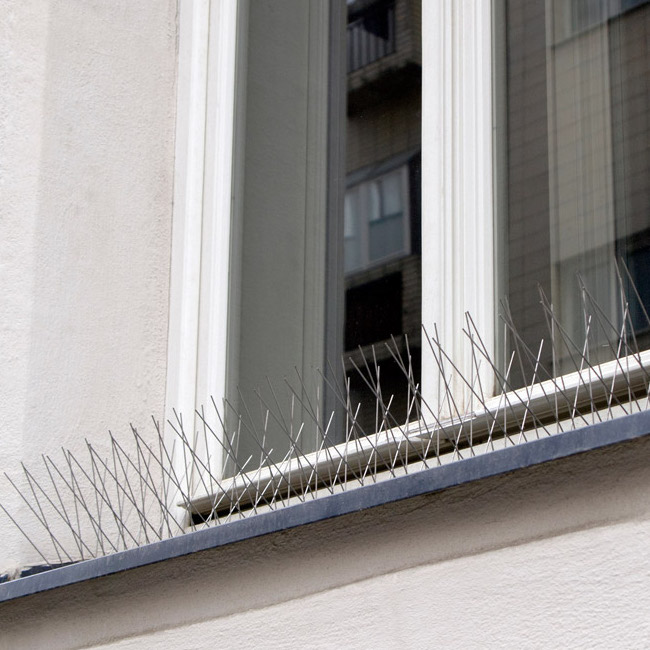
344 0 421 433
368 214 404 261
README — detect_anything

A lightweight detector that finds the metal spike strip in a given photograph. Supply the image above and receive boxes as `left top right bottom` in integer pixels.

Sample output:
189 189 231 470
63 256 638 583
2 275 650 570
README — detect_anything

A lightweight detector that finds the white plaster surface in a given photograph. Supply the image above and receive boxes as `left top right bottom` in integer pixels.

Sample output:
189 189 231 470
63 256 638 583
0 0 177 569
90 519 650 649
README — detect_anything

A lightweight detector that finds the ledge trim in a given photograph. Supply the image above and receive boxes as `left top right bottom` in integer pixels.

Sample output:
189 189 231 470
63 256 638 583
2 410 650 604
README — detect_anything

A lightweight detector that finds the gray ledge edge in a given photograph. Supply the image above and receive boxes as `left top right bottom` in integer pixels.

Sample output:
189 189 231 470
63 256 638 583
2 409 650 603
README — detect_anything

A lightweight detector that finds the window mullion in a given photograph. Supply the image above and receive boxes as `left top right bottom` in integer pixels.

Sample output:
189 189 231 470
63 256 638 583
168 0 240 493
421 0 496 416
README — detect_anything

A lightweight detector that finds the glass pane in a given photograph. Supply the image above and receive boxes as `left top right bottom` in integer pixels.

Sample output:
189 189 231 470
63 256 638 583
368 181 381 222
499 0 650 387
229 0 421 469
381 171 402 216
369 213 404 261
345 0 422 435
344 191 363 272
229 1 332 468
344 237 362 273
344 191 359 238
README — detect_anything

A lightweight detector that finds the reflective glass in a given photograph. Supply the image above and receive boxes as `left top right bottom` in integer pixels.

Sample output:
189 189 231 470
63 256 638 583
229 0 421 467
381 171 402 217
499 0 650 385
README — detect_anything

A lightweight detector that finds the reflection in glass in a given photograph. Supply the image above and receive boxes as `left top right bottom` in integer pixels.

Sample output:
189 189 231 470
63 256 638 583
500 0 650 385
228 0 421 469
344 193 362 272
343 0 421 434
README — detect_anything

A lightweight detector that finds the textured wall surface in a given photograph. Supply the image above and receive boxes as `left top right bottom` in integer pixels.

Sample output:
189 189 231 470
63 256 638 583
1 435 649 649
0 0 177 570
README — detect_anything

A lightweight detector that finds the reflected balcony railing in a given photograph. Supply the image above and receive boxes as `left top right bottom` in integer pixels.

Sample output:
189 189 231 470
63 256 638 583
347 0 396 73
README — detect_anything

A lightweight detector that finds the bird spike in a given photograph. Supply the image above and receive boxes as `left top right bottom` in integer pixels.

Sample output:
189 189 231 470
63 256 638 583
2 271 650 574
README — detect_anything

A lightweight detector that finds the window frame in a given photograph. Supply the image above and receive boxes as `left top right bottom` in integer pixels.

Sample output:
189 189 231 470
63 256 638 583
167 0 497 486
421 0 496 413
166 0 240 499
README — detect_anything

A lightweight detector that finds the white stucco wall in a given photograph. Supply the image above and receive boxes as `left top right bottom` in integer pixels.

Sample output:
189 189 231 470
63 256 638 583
0 435 649 649
0 0 177 569
95 520 649 649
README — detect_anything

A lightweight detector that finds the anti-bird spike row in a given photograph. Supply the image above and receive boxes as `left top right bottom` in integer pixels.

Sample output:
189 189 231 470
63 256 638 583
2 273 650 570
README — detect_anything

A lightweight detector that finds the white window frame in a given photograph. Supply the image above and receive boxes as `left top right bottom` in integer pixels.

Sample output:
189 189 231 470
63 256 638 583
166 0 240 497
166 0 496 485
421 0 496 414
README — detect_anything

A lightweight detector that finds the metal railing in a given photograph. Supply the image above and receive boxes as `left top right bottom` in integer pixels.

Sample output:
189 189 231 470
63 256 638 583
347 1 396 73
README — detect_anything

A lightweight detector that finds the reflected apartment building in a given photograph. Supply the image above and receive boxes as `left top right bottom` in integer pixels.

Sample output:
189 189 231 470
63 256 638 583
344 0 422 431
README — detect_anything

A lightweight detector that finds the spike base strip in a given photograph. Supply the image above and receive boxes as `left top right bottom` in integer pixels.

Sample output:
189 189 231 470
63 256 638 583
409 349 650 441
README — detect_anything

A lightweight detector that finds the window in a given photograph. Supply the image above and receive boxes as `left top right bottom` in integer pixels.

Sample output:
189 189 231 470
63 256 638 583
168 0 495 488
164 0 643 503
347 0 396 72
166 0 650 521
344 165 410 274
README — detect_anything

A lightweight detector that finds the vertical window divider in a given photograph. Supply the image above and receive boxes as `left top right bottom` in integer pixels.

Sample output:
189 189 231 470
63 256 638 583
167 0 240 499
421 0 496 415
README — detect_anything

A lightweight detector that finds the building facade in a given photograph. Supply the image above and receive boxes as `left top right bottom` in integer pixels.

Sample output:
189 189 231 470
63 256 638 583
1 1 650 647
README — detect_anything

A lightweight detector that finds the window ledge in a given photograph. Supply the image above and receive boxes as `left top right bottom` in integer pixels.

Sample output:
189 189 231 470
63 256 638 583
2 409 650 604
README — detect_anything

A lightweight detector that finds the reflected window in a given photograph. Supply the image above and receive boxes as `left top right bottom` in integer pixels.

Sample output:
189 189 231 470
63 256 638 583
347 0 396 72
344 166 409 273
344 0 421 435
